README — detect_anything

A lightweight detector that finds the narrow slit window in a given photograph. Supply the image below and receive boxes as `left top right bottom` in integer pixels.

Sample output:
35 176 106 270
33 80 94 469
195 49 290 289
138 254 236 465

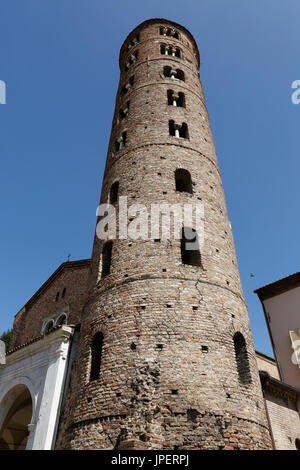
101 241 113 278
160 27 179 39
110 181 119 204
167 90 185 107
90 332 104 381
56 314 67 326
175 169 193 194
233 332 252 385
181 227 201 266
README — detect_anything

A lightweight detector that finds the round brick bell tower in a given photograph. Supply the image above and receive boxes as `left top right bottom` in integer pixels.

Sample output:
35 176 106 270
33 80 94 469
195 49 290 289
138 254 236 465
58 19 272 450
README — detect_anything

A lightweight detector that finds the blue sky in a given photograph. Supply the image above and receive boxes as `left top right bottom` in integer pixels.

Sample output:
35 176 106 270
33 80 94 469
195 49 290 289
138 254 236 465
1 0 300 357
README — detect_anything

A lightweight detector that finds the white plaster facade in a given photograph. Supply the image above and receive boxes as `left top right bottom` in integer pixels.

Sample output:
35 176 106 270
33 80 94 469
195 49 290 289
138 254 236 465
0 326 74 450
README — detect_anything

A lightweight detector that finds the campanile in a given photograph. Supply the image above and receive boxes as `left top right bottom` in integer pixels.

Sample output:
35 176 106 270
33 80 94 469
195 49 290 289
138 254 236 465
57 19 272 450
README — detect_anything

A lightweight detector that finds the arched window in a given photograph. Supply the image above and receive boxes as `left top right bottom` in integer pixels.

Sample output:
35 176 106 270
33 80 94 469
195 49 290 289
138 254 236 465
176 69 185 81
181 227 201 266
110 181 119 204
101 241 113 278
44 320 54 334
175 169 192 194
0 385 32 450
173 48 181 58
125 51 138 71
127 34 139 51
295 438 300 450
90 332 104 381
160 44 167 55
233 332 252 385
163 67 185 81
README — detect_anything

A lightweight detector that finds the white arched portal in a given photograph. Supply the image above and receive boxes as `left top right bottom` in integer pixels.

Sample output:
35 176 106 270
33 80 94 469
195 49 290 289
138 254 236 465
0 326 74 449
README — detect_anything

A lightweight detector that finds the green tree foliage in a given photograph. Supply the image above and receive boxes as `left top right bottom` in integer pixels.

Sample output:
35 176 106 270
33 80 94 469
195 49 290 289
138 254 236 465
0 329 13 351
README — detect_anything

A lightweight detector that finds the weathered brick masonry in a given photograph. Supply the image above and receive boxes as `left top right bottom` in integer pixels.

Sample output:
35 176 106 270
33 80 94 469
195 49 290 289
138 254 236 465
56 19 273 450
11 260 90 350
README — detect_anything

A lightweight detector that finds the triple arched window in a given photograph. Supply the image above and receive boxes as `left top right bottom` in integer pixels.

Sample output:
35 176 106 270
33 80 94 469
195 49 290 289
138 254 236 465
169 120 189 139
160 44 181 58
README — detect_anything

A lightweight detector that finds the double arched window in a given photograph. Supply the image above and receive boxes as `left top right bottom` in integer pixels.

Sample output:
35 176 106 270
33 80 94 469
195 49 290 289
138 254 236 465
175 169 192 194
90 332 104 381
101 241 113 278
167 90 185 107
233 332 252 385
160 26 179 39
114 132 127 152
110 181 119 205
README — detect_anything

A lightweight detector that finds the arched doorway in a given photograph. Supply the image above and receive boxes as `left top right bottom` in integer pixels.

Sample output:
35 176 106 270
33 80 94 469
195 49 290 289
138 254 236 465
0 385 32 450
